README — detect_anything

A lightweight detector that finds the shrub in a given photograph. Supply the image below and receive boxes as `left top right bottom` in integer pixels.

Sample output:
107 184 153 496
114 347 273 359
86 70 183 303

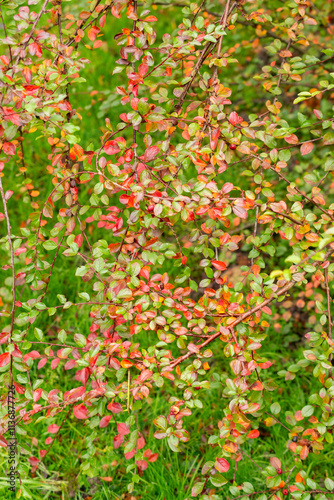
0 0 334 498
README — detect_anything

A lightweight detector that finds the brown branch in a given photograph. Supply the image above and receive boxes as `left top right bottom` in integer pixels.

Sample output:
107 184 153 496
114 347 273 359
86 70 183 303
270 166 334 221
325 268 332 362
0 175 16 389
12 0 50 72
40 405 73 462
168 280 296 369
270 209 303 226
0 7 13 63
168 245 334 369
264 412 291 432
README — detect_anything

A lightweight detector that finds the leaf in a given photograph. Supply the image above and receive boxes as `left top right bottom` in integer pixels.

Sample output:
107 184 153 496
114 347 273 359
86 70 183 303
74 334 86 347
210 474 228 487
64 386 85 402
247 429 260 439
107 402 123 413
73 404 88 420
43 241 58 251
2 142 15 156
325 478 334 490
323 131 334 145
99 415 112 428
143 146 159 162
212 260 227 271
300 445 309 460
284 134 299 144
229 111 243 126
270 457 281 470
4 190 13 201
104 140 121 155
153 415 167 430
191 481 204 497
270 402 281 415
215 458 230 473
222 182 234 194
0 352 10 367
232 205 247 219
300 142 313 155
117 422 130 435
301 405 314 417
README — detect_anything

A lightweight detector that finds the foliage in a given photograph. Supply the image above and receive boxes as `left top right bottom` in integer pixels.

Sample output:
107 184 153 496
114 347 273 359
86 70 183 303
0 0 334 498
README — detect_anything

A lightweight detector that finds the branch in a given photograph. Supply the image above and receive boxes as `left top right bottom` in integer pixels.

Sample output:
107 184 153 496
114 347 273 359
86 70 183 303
168 245 334 369
0 175 16 388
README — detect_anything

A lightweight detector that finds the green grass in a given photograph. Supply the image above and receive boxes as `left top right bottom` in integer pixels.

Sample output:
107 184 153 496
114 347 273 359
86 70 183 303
1 1 334 498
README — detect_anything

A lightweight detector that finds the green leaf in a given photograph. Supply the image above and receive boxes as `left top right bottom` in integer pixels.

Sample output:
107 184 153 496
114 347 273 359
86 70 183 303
74 334 87 347
301 405 314 417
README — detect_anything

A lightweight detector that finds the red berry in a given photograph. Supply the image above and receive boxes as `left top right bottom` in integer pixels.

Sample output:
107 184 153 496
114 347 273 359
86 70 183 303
147 205 154 212
283 489 289 496
277 468 282 474
229 144 237 150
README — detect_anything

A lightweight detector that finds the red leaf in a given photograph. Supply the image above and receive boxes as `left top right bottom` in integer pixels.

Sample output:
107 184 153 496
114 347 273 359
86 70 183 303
300 142 313 155
143 146 159 162
124 449 135 459
48 424 60 434
51 358 60 369
33 388 42 402
75 367 89 385
99 415 112 428
107 402 123 413
73 404 88 419
104 140 121 155
138 64 149 77
5 190 13 201
14 247 26 256
0 352 10 367
232 205 247 219
28 42 42 57
109 357 121 370
37 358 47 369
117 422 130 435
215 458 230 472
136 459 148 471
2 142 15 156
113 433 124 449
88 26 100 41
212 260 227 271
0 435 8 447
74 234 83 248
64 386 85 402
247 429 260 439
284 134 299 144
229 111 243 126
222 182 234 194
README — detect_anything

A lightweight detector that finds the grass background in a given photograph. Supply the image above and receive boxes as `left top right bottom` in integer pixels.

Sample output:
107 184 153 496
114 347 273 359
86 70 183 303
0 0 333 498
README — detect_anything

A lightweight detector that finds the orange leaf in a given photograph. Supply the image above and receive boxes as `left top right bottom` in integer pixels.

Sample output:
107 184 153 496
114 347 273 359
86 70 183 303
300 445 309 460
247 429 260 439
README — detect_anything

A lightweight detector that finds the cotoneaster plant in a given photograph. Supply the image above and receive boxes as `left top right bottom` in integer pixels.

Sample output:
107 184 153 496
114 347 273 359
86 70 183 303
0 0 334 498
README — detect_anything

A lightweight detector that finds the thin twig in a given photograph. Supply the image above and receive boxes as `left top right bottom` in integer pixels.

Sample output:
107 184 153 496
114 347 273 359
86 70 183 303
0 175 16 389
